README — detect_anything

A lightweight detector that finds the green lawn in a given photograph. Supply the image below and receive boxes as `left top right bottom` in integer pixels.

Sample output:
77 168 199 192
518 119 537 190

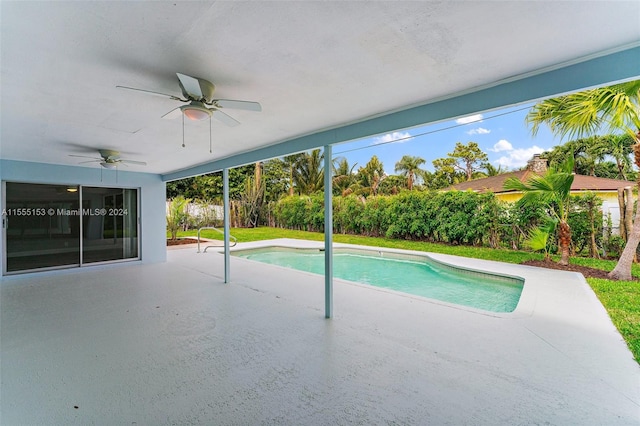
171 226 640 364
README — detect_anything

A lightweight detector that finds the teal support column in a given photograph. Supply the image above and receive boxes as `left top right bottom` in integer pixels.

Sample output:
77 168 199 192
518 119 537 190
324 144 333 318
223 168 230 283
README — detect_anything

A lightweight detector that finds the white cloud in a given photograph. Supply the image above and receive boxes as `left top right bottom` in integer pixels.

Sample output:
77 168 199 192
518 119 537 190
489 139 513 152
495 145 546 169
372 131 412 145
466 127 491 135
456 114 483 125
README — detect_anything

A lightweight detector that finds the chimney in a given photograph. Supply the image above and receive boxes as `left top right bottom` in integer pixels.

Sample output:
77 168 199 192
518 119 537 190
527 154 548 173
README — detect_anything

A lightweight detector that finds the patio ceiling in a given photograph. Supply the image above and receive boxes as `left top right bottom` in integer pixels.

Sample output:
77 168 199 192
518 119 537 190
1 2 639 177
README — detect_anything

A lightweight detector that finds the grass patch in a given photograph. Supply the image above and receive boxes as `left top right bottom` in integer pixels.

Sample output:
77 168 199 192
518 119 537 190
171 226 640 363
587 278 640 364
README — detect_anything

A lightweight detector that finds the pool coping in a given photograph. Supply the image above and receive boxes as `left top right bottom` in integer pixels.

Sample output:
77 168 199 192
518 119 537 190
225 238 582 320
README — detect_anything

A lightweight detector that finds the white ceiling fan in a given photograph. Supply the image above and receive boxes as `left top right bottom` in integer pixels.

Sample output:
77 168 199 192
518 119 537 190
70 149 147 169
117 73 262 126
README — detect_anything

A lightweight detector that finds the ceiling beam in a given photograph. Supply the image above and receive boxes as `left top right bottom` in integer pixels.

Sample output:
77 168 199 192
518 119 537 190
163 44 640 182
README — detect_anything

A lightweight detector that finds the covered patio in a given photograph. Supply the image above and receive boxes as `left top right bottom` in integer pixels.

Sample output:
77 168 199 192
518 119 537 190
2 2 640 424
2 242 638 424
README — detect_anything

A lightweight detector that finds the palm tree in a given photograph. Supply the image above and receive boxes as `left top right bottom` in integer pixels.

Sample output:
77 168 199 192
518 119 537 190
483 162 506 176
357 155 386 196
394 155 426 190
332 157 358 196
292 149 324 195
526 80 640 279
283 153 305 196
607 133 633 180
504 157 574 265
577 137 607 176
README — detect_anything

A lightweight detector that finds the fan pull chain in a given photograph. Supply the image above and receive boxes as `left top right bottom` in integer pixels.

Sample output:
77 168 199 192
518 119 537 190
182 113 186 148
209 115 212 154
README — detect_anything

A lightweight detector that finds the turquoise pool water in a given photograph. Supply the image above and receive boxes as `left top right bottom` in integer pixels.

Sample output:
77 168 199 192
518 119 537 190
233 247 523 313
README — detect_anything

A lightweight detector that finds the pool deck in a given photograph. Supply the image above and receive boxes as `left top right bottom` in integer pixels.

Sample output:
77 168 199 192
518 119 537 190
1 238 638 424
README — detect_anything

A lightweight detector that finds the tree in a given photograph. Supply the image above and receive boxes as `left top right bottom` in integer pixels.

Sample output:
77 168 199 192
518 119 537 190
432 142 488 182
607 133 634 180
165 165 255 201
483 162 507 176
166 196 191 241
283 153 305 196
576 137 606 176
332 157 358 196
394 155 426 190
239 164 265 228
431 157 464 187
540 134 634 179
527 80 640 279
292 149 324 195
262 158 290 202
378 174 406 195
356 155 386 196
450 141 489 181
541 137 602 176
504 157 575 265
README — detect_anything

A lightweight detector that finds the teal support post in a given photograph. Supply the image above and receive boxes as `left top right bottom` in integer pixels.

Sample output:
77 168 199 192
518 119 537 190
223 168 230 283
324 144 333 318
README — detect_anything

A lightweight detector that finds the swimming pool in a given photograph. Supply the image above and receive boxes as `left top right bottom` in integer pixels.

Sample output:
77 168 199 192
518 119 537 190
232 247 524 313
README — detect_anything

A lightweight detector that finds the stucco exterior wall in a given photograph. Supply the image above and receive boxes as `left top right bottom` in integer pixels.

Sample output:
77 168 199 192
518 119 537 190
495 190 627 235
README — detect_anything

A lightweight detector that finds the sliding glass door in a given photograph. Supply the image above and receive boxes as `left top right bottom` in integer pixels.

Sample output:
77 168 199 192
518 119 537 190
82 187 138 263
4 183 81 272
3 182 139 274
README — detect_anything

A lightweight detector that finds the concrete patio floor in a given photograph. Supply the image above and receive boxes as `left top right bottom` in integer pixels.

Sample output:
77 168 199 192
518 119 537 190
1 239 638 425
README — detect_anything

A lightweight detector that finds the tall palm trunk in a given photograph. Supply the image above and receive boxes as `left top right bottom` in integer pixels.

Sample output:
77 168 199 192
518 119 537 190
609 206 640 280
609 139 640 280
558 221 571 265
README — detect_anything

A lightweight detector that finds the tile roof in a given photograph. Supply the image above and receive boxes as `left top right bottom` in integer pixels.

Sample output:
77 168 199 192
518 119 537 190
449 172 634 194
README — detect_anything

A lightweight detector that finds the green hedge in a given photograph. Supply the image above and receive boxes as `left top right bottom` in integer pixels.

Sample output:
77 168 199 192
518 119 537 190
272 190 603 254
274 191 505 246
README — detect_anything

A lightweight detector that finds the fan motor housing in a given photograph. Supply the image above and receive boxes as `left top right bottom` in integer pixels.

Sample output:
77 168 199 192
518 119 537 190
179 77 215 103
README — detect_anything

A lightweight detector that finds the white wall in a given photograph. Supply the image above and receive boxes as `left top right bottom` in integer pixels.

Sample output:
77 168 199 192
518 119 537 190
602 201 622 236
0 160 166 273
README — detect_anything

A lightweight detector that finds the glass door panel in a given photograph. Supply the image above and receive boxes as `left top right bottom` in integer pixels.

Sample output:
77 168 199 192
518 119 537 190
81 187 138 263
5 182 80 272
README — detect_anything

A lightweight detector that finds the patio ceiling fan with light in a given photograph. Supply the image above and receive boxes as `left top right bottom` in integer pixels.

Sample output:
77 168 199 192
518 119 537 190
117 73 262 126
69 149 147 182
69 149 147 169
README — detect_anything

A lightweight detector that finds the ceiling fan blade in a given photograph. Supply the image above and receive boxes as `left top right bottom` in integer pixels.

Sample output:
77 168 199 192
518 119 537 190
78 160 101 164
213 110 240 127
69 154 101 160
176 73 203 100
116 86 186 102
214 99 262 112
120 159 147 166
162 107 183 120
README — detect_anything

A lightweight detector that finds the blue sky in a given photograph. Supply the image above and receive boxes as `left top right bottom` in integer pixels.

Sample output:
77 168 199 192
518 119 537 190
332 102 561 176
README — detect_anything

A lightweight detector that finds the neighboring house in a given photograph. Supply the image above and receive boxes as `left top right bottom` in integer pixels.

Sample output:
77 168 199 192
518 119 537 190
449 155 635 234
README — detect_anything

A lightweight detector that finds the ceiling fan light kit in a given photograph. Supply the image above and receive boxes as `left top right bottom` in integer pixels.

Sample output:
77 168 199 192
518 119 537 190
101 162 118 169
181 101 213 121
